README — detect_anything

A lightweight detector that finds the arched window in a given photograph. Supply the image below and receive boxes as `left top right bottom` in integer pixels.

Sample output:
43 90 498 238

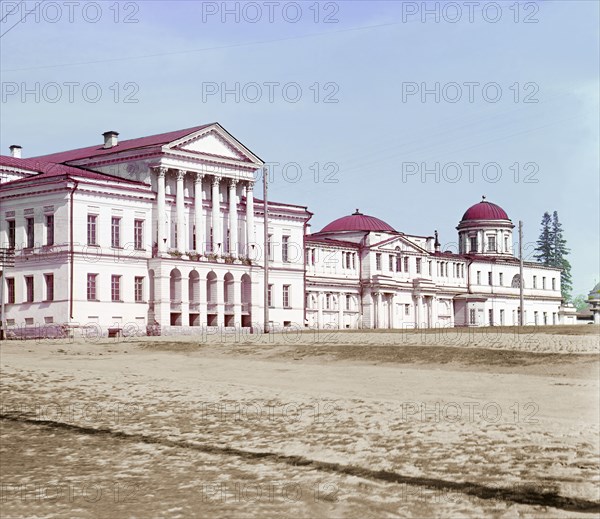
511 274 523 288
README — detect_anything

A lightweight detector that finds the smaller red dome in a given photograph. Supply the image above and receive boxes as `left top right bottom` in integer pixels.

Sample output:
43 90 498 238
321 210 396 233
462 199 509 221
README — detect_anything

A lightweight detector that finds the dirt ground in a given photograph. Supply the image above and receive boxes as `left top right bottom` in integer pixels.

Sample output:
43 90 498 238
1 326 599 518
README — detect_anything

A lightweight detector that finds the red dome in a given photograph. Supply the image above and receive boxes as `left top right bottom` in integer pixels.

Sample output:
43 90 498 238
321 210 396 233
461 200 509 221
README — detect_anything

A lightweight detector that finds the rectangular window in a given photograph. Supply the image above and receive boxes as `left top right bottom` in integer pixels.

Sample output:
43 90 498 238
404 257 409 272
25 217 34 248
488 272 493 285
470 237 477 252
533 276 537 288
405 304 410 315
389 255 394 271
469 308 476 325
326 293 331 310
134 276 144 302
111 217 121 248
44 274 54 301
25 276 34 302
504 236 509 252
499 273 503 286
543 312 547 325
282 285 291 308
267 234 273 261
87 215 98 245
375 253 381 270
134 219 144 250
552 278 556 290
416 258 422 274
111 275 121 302
500 309 505 325
396 255 402 272
429 261 432 276
488 236 496 252
488 309 494 326
534 311 539 325
477 271 481 284
7 220 16 249
267 284 273 307
6 278 15 304
87 274 97 301
45 214 54 246
351 253 356 270
282 235 290 262
346 294 351 311
542 277 546 289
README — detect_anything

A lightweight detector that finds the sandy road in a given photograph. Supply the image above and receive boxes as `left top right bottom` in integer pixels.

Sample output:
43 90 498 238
1 334 599 518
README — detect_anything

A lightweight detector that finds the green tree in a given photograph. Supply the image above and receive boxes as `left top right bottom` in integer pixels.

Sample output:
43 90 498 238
572 294 588 312
534 212 553 264
550 211 572 302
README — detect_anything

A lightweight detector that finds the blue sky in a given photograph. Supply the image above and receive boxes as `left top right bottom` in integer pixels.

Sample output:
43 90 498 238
1 0 598 297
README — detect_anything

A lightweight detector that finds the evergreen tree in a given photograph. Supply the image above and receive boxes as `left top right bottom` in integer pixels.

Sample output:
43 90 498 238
551 211 572 302
534 212 553 264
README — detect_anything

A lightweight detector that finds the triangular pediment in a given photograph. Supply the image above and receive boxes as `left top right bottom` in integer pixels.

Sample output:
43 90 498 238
371 235 429 255
165 124 262 165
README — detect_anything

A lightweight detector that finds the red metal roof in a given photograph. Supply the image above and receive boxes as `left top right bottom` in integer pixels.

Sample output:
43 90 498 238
305 236 360 248
0 155 147 187
320 210 396 233
30 123 215 163
461 200 509 221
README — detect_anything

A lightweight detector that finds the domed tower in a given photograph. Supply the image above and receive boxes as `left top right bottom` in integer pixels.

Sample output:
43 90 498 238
457 197 514 256
320 209 396 234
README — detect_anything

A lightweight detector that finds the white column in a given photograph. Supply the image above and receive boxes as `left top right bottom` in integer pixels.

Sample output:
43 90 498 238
317 292 323 329
199 274 207 327
377 292 383 329
233 278 242 328
211 176 221 253
246 181 255 255
229 179 238 256
194 173 204 254
156 167 167 253
390 294 396 329
338 292 345 330
416 295 423 328
478 230 484 253
176 170 186 253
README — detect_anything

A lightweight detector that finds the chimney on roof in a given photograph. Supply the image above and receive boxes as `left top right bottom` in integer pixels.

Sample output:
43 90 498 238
434 230 441 253
102 131 119 149
9 145 22 158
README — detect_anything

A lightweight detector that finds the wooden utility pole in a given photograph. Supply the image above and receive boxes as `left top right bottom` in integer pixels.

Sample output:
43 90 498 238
263 166 270 334
519 220 525 326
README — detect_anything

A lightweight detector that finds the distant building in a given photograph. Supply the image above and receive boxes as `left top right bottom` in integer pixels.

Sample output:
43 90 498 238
0 124 574 337
306 199 567 329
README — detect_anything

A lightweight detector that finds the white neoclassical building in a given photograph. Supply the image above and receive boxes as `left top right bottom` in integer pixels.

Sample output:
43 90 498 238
305 201 574 330
0 123 575 337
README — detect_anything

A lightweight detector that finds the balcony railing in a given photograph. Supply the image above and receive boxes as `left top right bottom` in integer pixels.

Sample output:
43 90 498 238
241 303 250 314
170 301 182 311
224 303 234 314
189 302 200 312
207 303 217 313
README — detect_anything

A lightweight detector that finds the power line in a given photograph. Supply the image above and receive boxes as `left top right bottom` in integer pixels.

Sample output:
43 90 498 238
3 19 405 71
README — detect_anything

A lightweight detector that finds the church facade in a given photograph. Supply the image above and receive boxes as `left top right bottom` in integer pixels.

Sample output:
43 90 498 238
0 124 575 337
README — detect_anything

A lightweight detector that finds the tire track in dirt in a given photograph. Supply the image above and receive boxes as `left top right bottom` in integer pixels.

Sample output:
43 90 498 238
2 413 599 514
